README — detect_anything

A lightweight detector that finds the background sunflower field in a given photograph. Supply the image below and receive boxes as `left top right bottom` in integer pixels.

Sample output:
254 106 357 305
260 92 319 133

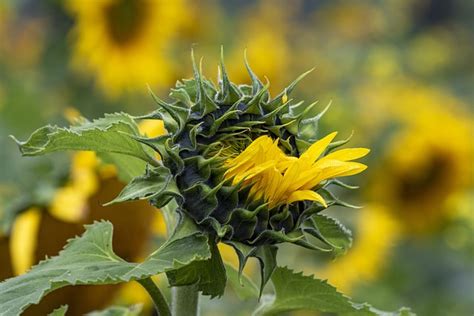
0 0 472 315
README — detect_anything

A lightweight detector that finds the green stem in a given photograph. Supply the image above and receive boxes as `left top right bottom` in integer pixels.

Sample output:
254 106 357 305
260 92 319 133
172 284 200 316
137 277 171 316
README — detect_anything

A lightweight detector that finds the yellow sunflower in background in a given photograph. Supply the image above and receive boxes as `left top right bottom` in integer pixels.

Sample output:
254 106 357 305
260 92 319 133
357 82 473 234
317 204 400 293
315 83 472 292
228 0 293 93
65 0 188 97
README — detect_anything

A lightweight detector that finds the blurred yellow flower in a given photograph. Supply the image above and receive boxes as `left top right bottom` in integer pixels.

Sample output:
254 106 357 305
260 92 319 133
65 0 188 97
9 207 42 275
228 0 292 93
358 82 473 233
317 204 400 293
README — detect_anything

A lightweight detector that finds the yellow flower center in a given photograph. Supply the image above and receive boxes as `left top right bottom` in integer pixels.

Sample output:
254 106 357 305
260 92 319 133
224 132 369 208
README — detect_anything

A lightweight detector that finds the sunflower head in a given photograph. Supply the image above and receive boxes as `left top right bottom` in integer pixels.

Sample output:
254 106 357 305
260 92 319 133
136 52 369 250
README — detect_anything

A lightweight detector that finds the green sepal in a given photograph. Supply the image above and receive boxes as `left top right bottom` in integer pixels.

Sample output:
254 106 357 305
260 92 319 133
149 88 189 132
104 165 180 207
217 48 242 105
253 245 278 298
265 68 314 110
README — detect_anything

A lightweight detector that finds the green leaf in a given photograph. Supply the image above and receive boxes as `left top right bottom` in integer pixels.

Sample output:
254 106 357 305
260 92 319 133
11 113 157 166
87 304 142 316
225 263 259 300
47 305 68 316
254 267 415 316
303 214 353 256
0 220 210 316
98 152 147 182
167 239 227 298
104 166 179 206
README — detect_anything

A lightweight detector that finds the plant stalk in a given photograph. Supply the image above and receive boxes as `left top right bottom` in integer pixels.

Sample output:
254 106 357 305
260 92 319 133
172 284 200 316
137 277 171 316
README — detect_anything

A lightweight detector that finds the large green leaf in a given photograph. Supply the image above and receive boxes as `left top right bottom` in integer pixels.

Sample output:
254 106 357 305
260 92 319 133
98 152 147 182
254 267 415 316
0 220 210 316
167 239 227 298
11 113 157 166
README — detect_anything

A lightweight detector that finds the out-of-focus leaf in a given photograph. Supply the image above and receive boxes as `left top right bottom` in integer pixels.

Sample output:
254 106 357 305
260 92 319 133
254 267 415 316
225 263 259 300
47 305 68 316
11 113 157 166
86 304 142 316
0 220 210 316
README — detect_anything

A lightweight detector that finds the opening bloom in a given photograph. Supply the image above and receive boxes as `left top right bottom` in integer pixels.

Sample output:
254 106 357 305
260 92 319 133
224 132 369 208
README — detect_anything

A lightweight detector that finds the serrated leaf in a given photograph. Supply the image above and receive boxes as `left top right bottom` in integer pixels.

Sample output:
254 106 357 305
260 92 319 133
167 239 227 298
225 263 259 300
48 305 68 316
105 165 179 206
11 113 157 166
86 304 142 316
254 267 415 316
303 214 353 256
0 220 210 316
98 152 146 182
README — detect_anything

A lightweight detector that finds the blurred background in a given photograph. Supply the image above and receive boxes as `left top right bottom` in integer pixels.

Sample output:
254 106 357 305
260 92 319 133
0 0 473 315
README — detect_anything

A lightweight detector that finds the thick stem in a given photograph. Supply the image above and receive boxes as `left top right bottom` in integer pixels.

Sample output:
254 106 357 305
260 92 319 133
137 277 171 316
172 284 200 316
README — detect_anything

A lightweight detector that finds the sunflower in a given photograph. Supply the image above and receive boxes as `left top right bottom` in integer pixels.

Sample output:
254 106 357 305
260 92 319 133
65 0 188 97
357 83 473 234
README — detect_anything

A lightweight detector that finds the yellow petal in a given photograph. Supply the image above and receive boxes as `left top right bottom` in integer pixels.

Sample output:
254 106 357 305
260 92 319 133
287 190 327 207
300 132 338 164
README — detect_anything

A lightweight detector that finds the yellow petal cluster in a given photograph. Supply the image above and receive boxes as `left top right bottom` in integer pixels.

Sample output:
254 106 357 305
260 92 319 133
224 132 369 208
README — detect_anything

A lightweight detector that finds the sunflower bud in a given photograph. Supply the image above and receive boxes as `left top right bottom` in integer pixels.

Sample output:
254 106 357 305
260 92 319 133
133 51 369 254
